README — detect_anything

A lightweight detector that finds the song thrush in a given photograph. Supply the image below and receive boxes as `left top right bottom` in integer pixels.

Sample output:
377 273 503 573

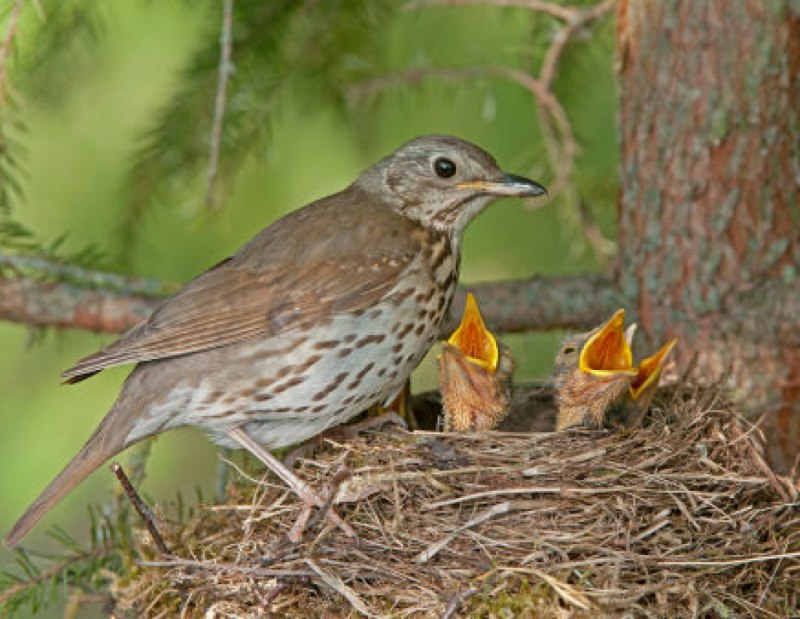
439 292 514 431
5 135 547 547
554 309 676 430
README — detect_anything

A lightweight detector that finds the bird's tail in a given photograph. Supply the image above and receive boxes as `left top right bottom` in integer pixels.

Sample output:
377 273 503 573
4 405 132 548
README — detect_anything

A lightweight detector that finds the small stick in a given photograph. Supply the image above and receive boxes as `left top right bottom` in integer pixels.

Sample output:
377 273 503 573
416 501 515 564
305 559 374 617
110 462 169 554
0 0 24 108
442 588 478 619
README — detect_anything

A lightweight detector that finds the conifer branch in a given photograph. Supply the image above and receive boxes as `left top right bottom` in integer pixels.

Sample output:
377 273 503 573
0 0 24 108
0 260 621 335
206 0 235 208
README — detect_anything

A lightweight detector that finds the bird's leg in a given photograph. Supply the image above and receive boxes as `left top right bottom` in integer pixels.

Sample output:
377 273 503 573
227 427 357 540
215 446 234 503
288 504 313 542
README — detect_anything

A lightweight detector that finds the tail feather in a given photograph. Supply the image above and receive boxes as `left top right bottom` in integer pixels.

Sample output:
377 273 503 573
4 408 131 548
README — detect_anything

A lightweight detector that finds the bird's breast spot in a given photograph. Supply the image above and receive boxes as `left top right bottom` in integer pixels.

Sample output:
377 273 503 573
128 384 195 441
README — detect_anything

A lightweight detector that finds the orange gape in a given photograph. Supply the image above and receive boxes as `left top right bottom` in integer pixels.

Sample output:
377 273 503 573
579 309 634 375
446 293 499 372
439 293 513 432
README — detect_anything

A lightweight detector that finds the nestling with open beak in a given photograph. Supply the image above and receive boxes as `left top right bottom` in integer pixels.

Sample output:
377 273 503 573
438 293 514 431
554 309 677 431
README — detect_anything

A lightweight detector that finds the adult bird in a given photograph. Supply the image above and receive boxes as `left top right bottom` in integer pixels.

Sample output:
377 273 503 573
5 135 547 547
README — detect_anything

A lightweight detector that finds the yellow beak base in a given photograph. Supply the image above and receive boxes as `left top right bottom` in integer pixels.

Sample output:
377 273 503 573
447 293 499 373
630 338 678 399
579 309 635 376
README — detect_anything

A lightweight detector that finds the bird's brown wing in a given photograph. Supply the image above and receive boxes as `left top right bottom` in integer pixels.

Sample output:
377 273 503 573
63 255 410 382
62 189 424 383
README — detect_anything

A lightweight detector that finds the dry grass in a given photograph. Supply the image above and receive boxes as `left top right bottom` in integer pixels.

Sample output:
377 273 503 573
114 385 800 617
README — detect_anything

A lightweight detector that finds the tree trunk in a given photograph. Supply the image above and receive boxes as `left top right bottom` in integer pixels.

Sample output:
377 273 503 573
616 0 800 471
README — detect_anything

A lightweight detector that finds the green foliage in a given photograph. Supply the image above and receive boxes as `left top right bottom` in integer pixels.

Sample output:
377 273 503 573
0 220 101 265
6 0 618 265
120 0 393 258
0 505 132 618
0 103 27 215
16 1 106 105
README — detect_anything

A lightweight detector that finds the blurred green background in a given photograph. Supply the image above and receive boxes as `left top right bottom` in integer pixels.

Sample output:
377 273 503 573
0 1 616 614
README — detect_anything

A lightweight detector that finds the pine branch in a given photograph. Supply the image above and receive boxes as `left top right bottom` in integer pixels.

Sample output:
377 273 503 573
0 259 621 335
0 501 137 616
0 548 108 607
0 274 160 333
444 274 622 334
0 0 24 109
13 1 106 104
118 1 389 258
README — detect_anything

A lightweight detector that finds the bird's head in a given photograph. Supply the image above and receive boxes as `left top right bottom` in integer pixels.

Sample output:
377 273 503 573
553 309 678 430
553 309 637 430
359 135 547 238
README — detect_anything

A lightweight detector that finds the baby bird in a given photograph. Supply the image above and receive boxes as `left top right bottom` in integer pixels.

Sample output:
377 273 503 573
438 293 514 431
554 309 676 430
619 335 677 428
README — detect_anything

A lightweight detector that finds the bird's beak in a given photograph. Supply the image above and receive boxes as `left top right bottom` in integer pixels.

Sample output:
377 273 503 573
579 309 637 377
624 322 638 346
446 292 499 373
457 174 548 198
630 338 678 399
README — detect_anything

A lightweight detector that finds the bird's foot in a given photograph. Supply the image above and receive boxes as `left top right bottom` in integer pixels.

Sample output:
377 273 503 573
282 435 326 468
368 380 418 429
340 411 408 439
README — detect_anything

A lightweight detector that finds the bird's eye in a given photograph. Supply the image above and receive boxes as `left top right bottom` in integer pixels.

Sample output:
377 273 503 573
563 346 576 355
433 157 457 178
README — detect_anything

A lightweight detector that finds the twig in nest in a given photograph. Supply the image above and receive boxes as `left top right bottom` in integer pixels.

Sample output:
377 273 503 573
441 587 478 619
657 550 800 568
110 462 169 554
139 558 313 579
415 500 517 563
305 558 375 617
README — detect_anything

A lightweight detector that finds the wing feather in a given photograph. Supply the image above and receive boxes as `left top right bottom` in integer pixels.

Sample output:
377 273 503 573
62 189 427 383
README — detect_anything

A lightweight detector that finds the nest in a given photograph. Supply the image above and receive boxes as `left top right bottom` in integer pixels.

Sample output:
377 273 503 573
114 385 800 617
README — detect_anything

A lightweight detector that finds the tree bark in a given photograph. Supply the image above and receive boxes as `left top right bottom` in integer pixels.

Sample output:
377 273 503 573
616 0 800 471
